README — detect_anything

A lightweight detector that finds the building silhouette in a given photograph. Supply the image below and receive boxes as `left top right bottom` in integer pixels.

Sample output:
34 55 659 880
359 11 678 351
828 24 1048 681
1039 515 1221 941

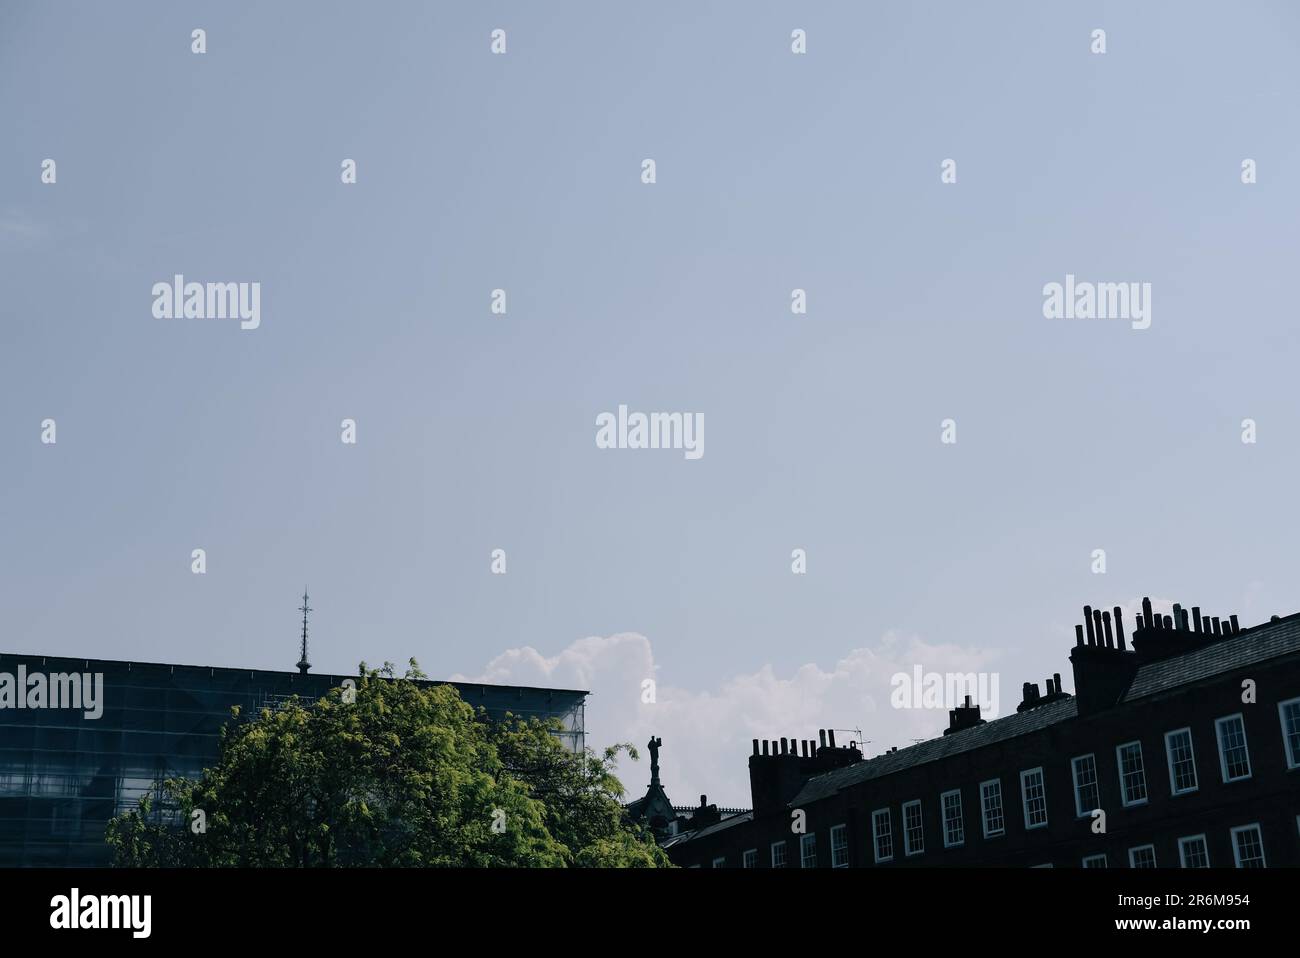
638 598 1300 868
0 652 586 866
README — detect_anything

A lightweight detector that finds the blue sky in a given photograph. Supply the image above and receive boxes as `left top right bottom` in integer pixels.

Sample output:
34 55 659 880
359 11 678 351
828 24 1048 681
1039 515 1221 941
3 1 1299 804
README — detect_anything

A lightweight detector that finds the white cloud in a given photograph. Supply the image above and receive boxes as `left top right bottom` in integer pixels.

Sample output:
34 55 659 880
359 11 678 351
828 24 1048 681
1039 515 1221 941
456 632 1003 809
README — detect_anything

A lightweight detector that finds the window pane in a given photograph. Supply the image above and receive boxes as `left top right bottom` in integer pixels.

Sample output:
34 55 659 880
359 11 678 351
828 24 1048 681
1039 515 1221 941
981 781 1004 836
1072 755 1099 816
1021 769 1047 828
903 801 924 854
942 791 964 847
872 810 893 862
1217 716 1252 781
1166 730 1198 793
1232 826 1265 867
1118 743 1148 805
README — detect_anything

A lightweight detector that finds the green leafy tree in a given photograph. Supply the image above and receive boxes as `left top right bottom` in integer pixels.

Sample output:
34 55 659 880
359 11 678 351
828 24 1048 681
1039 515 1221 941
490 720 668 867
106 661 668 868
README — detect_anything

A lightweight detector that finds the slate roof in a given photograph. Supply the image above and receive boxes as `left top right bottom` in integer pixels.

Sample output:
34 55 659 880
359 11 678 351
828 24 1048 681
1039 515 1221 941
1123 614 1300 702
661 811 754 848
789 697 1079 806
788 612 1300 809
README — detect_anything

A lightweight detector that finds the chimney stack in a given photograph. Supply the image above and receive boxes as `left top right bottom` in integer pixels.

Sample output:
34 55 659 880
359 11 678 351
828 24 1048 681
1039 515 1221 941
1017 681 1043 712
945 695 986 735
1072 601 1140 714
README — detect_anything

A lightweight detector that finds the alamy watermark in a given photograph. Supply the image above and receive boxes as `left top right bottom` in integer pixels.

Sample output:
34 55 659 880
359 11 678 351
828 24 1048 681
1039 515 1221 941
890 666 1000 718
0 667 104 719
595 405 704 460
152 274 261 330
50 889 151 938
1042 273 1151 330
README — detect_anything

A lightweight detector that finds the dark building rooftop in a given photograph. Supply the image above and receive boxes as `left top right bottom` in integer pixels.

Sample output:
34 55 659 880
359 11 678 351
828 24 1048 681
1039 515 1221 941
656 596 1300 868
789 603 1300 808
0 650 589 866
1123 612 1300 702
790 696 1080 807
0 651 588 700
661 811 754 849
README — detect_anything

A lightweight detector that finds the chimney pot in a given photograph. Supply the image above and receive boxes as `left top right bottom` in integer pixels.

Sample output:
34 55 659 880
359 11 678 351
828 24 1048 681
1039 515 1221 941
1114 607 1127 651
1084 606 1096 646
819 729 827 749
1193 607 1202 633
1142 596 1153 628
780 738 788 755
1230 614 1240 633
1053 672 1062 694
753 738 759 755
1102 610 1114 648
1173 603 1182 629
828 730 837 748
762 740 769 756
1075 624 1084 647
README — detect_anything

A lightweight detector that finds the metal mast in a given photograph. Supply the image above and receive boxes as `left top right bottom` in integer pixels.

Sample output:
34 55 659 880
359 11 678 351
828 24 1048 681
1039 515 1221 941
297 589 312 675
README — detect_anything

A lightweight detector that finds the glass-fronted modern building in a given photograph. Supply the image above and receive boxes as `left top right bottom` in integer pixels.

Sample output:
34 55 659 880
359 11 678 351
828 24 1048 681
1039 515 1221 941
0 652 587 866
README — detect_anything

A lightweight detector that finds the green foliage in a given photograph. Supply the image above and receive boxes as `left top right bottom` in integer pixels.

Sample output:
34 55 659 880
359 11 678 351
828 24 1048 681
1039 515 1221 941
490 724 669 868
105 661 669 868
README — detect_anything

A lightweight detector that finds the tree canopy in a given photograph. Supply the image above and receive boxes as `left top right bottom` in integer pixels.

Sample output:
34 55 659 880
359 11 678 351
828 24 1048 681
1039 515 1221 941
106 661 669 868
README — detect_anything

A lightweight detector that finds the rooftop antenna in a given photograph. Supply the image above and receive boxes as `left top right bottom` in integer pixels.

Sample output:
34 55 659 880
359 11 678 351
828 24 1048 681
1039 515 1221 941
297 588 312 675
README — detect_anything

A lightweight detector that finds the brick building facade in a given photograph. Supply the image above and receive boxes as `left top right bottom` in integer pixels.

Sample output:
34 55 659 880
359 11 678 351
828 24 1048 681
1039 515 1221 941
650 599 1300 868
